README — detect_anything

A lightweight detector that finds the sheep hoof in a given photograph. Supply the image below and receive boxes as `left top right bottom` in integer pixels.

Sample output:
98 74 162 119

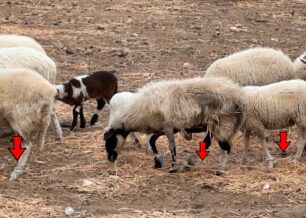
169 167 177 173
154 156 163 168
280 151 288 157
80 123 86 128
267 158 277 168
90 114 99 126
70 126 77 132
215 170 223 176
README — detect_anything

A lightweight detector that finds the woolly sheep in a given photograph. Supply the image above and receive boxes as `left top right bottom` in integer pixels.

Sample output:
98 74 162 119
109 91 208 168
240 79 306 167
203 47 306 85
0 68 57 180
0 47 62 139
0 34 46 54
104 77 243 173
56 70 117 131
109 92 141 146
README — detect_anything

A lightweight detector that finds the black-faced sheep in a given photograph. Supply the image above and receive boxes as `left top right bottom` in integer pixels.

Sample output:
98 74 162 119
0 47 62 139
56 70 117 131
104 77 243 173
0 34 46 54
0 68 57 180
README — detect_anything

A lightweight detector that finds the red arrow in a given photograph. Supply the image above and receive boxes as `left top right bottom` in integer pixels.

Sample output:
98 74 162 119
196 142 209 160
276 131 291 152
8 136 26 160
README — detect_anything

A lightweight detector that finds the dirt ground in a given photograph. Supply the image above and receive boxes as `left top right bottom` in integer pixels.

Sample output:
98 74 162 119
0 0 305 217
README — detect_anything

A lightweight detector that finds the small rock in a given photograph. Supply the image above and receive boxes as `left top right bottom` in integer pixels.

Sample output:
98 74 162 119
263 183 270 190
132 33 139 37
183 63 190 69
96 24 105 30
64 207 75 216
271 38 279 42
82 179 93 186
63 47 74 55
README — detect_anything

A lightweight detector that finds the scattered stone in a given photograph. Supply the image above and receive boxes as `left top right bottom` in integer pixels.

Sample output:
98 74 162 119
64 207 75 216
96 24 105 30
63 47 74 55
82 179 93 186
183 62 190 69
263 183 270 190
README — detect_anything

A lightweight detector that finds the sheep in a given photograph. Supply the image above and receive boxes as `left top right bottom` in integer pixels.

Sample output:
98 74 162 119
0 47 62 139
56 70 117 131
0 34 46 54
109 92 141 146
109 91 208 168
0 68 57 180
203 47 306 85
240 79 306 167
202 47 306 153
104 77 243 173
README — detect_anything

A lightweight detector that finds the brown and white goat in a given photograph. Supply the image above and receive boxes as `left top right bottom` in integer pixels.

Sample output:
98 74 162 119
56 70 117 131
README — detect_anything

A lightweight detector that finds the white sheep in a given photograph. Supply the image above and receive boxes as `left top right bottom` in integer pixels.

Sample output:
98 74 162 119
241 79 306 167
0 68 57 180
203 47 306 85
104 77 243 173
0 34 46 54
0 47 62 139
109 92 141 146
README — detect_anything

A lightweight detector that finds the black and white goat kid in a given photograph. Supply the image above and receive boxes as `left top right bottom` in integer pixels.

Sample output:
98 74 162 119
56 70 117 131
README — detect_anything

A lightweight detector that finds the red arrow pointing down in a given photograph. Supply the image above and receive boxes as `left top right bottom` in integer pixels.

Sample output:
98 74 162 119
276 131 291 152
196 142 209 160
8 136 26 160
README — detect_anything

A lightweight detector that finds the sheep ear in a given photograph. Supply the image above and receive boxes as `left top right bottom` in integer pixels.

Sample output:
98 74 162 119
104 128 116 140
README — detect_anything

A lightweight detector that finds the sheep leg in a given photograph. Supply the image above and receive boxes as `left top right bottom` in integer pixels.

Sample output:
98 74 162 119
259 134 275 168
129 132 141 147
51 111 63 141
10 140 32 181
215 140 231 176
79 105 86 128
147 133 163 168
164 128 177 173
90 98 105 125
37 105 52 151
203 131 213 151
294 126 306 160
70 105 80 131
241 130 251 164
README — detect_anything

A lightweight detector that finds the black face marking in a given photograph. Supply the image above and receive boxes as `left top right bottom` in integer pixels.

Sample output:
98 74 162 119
218 140 231 154
103 128 129 162
70 78 81 88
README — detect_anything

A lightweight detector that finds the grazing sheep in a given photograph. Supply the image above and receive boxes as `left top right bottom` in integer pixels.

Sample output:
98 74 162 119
104 77 243 173
241 79 306 167
56 70 117 131
109 92 141 146
203 47 306 85
0 47 62 139
0 68 57 180
0 34 46 54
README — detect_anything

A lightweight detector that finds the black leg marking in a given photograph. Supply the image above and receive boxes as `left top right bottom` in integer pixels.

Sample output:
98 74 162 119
149 134 163 168
70 105 79 131
90 98 105 125
79 105 86 128
218 140 231 154
203 131 213 149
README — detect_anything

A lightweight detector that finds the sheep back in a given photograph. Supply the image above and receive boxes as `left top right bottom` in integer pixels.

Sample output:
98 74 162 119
203 47 295 86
